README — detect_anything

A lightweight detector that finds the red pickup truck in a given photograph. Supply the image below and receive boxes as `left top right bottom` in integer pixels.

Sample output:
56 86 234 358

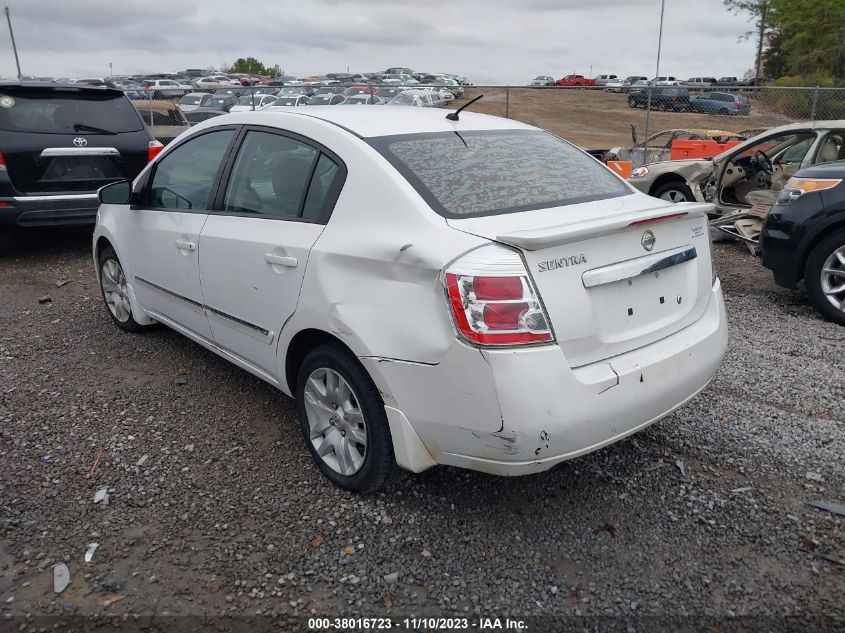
555 74 595 87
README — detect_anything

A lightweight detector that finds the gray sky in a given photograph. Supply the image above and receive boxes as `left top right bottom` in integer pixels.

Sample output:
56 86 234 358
0 0 757 83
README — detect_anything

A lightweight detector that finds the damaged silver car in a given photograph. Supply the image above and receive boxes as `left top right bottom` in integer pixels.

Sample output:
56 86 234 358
606 126 747 167
628 121 845 247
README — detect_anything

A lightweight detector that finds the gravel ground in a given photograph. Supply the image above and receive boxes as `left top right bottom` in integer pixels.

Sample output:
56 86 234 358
0 229 843 629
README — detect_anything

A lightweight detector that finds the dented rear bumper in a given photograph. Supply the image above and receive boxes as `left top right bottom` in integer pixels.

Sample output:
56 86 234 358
363 280 727 476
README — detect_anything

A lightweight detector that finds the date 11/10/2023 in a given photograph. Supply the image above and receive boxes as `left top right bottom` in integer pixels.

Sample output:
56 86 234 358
307 617 527 630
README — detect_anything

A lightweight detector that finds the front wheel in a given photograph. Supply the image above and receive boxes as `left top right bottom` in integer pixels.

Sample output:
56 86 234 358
98 246 153 333
628 97 636 108
653 181 694 203
297 343 398 492
804 228 845 326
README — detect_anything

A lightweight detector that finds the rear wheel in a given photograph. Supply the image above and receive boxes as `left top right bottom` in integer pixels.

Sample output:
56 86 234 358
804 228 845 326
98 246 152 333
296 343 398 493
653 181 694 203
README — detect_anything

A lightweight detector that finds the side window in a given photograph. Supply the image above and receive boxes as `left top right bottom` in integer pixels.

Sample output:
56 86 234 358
149 129 234 210
302 154 340 220
222 131 318 219
815 134 844 164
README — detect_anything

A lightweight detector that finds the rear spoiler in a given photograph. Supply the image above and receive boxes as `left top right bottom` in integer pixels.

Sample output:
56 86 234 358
495 202 714 251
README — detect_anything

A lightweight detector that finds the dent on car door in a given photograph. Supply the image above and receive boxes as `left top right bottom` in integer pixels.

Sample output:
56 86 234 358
127 128 237 340
198 128 346 379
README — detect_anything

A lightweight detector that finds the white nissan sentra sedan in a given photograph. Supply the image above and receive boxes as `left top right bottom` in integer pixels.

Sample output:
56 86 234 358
93 106 728 492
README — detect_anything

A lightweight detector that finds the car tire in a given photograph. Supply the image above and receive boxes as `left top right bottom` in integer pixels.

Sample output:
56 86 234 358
653 181 694 203
804 228 845 326
628 97 637 108
719 108 729 115
296 342 398 493
97 246 153 333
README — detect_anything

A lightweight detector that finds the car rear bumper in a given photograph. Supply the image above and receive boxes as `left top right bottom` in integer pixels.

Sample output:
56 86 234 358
0 192 99 227
364 280 727 476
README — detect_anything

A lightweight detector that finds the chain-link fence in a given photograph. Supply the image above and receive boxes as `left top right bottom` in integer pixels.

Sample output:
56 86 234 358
128 83 845 149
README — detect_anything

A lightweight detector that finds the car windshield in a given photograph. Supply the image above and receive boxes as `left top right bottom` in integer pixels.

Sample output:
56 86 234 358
275 98 298 105
307 95 334 104
0 87 144 134
179 95 202 105
368 129 631 217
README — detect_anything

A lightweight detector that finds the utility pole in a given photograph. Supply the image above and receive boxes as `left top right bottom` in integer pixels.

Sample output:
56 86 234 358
644 0 666 144
755 1 767 78
109 61 113 79
4 5 22 80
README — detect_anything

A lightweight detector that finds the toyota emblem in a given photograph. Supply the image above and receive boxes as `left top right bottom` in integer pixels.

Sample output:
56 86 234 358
641 230 656 252
73 137 88 147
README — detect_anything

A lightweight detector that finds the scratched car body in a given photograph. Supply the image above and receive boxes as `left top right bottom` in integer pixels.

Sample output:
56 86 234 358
92 107 728 492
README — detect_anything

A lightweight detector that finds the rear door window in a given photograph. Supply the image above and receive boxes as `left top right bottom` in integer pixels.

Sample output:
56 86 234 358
369 130 631 217
0 87 144 134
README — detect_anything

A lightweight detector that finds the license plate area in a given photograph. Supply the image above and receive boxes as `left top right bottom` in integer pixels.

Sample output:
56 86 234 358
585 260 696 344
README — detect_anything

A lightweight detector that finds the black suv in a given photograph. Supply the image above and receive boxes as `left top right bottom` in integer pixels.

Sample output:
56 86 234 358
761 159 845 326
0 82 157 237
627 86 691 111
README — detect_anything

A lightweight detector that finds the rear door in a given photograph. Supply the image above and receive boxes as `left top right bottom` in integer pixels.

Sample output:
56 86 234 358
0 85 150 194
127 127 237 340
198 127 346 377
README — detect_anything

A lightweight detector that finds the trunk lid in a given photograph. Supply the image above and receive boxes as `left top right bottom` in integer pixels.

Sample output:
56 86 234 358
0 84 151 194
447 197 715 367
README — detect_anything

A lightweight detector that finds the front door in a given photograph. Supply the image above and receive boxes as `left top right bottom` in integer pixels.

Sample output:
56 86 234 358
127 128 236 340
198 128 344 377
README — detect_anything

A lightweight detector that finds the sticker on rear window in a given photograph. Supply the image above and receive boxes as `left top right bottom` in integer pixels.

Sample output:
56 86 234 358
0 96 14 108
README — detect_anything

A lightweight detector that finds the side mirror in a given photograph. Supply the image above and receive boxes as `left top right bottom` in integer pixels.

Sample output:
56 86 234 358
98 180 132 205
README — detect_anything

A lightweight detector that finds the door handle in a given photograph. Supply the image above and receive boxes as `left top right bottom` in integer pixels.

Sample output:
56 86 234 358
265 253 298 267
175 239 196 251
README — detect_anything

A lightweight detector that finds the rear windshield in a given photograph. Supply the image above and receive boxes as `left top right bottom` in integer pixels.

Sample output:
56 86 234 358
368 130 631 217
0 88 144 134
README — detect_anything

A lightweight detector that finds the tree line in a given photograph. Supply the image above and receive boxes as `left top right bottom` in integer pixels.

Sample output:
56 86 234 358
725 0 845 85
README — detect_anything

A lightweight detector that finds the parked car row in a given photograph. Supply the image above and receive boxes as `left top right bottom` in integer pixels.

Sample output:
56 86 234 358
627 86 752 115
529 74 770 91
170 85 453 115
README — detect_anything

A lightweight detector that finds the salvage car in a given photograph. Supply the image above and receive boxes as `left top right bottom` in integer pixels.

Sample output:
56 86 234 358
689 92 750 116
0 82 161 242
92 107 727 492
594 74 618 87
177 92 215 112
530 75 555 87
760 160 845 325
606 128 746 167
628 121 845 241
628 86 691 111
135 100 190 145
306 94 345 106
229 94 279 112
606 76 647 93
555 74 595 87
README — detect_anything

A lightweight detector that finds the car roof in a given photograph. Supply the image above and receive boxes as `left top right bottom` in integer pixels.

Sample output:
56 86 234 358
213 106 536 138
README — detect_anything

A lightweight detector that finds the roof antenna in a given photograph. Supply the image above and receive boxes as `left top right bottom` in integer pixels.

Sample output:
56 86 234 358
446 94 483 121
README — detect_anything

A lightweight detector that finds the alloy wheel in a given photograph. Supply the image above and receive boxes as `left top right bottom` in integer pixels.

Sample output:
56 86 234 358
100 258 132 323
303 367 368 476
659 189 690 202
820 245 845 313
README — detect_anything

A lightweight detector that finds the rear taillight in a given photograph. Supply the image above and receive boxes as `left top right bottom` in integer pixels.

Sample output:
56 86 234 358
0 150 5 169
629 211 687 226
443 244 554 346
148 140 164 162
